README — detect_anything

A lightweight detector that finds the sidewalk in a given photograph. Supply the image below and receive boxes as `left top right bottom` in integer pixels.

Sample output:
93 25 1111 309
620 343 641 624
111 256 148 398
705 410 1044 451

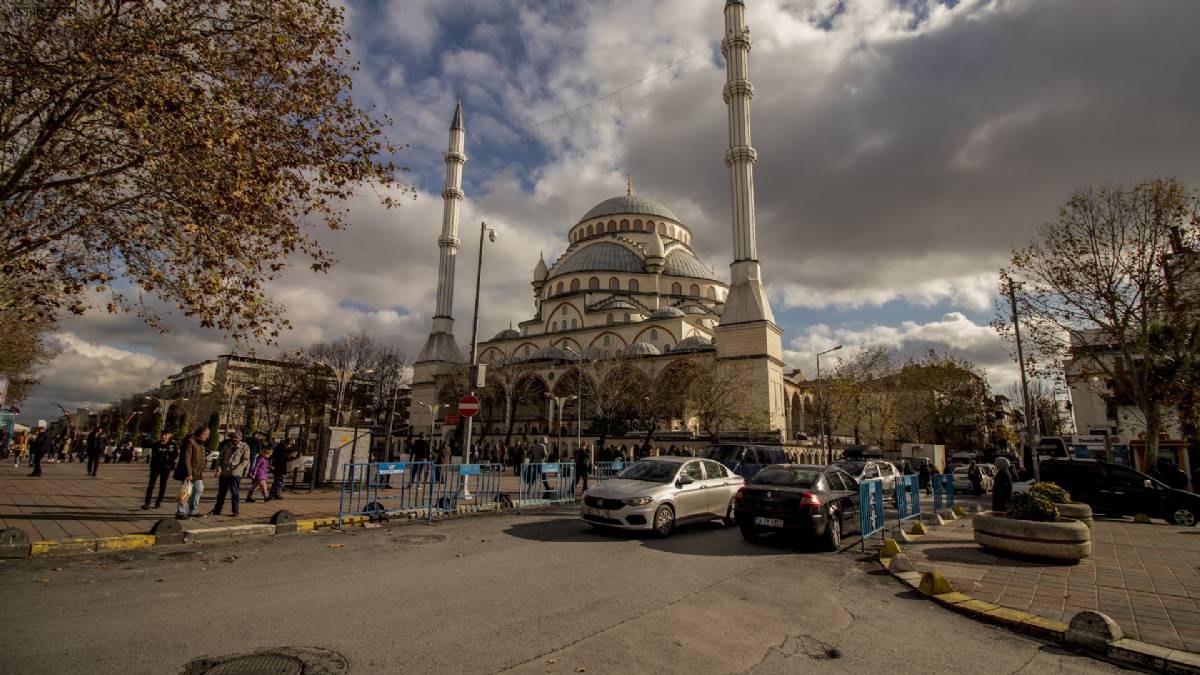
899 512 1200 653
0 460 542 542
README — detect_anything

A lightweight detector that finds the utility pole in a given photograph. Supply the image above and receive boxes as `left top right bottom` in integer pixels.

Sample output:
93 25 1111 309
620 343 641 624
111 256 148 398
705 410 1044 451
462 221 496 499
1008 280 1040 481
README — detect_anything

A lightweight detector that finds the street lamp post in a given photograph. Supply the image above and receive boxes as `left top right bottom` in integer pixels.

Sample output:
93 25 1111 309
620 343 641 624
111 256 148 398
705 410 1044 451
316 362 375 426
144 396 187 437
417 401 447 443
462 221 497 500
545 393 577 459
561 347 584 463
816 345 843 459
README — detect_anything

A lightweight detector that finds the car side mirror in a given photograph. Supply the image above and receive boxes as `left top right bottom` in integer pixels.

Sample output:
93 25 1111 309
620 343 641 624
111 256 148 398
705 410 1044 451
677 475 694 488
1144 479 1154 489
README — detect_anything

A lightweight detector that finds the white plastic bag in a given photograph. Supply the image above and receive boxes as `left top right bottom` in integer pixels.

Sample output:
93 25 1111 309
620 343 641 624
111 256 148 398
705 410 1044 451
177 479 192 506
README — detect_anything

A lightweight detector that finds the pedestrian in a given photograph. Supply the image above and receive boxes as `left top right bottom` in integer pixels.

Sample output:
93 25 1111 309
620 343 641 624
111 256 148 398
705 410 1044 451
434 441 451 483
992 456 1014 513
174 427 209 520
210 431 249 517
246 448 271 502
918 462 932 496
408 433 430 487
84 427 104 477
967 460 983 497
901 460 914 476
27 420 50 477
529 437 551 492
12 431 28 468
141 431 178 510
573 444 591 494
269 438 296 500
512 443 525 477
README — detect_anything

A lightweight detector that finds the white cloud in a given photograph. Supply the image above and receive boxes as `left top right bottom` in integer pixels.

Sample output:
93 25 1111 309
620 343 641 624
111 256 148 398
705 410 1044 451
32 333 181 416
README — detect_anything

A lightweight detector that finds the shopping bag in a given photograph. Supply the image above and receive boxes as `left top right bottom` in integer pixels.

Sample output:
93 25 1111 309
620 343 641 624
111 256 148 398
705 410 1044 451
177 479 192 506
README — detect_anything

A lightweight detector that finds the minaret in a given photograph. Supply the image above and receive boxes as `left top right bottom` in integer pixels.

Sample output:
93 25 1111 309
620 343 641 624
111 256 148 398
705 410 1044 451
719 0 775 325
714 0 786 435
416 102 467 365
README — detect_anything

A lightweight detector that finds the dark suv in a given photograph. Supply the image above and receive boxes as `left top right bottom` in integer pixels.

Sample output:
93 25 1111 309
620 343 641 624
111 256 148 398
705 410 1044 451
699 444 789 479
1038 459 1200 526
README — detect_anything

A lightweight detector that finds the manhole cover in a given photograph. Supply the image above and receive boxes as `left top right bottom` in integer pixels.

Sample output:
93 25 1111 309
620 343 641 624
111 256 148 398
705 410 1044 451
204 654 303 675
396 533 448 545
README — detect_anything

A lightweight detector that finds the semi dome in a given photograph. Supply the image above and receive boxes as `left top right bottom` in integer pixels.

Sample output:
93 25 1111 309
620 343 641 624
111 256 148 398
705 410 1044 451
551 242 645 277
623 341 663 357
664 250 718 280
492 328 520 340
648 306 685 319
674 335 715 352
579 194 679 223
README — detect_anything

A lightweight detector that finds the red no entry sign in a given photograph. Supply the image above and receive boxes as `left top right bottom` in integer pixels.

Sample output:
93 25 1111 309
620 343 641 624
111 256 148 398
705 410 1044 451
458 394 480 417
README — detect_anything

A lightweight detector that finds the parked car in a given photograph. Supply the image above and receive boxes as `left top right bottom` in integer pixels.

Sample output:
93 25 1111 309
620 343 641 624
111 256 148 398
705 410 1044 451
832 459 900 493
206 450 220 469
952 465 995 494
581 457 745 537
1018 459 1200 526
734 464 861 550
699 444 790 479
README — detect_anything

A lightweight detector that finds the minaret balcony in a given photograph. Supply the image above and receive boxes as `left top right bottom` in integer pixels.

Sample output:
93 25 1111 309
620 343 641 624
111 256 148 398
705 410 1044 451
722 79 755 103
437 235 461 249
442 186 464 200
724 145 758 165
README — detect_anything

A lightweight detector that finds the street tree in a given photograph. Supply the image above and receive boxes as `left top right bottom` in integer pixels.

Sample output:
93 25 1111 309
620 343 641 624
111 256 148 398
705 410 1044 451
0 0 406 346
998 178 1198 465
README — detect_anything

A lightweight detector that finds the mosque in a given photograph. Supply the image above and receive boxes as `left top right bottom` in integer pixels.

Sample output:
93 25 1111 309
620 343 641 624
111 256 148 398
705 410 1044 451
408 1 825 459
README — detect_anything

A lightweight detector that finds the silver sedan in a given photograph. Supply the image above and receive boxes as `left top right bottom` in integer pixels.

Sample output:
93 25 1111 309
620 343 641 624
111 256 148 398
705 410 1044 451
581 457 745 537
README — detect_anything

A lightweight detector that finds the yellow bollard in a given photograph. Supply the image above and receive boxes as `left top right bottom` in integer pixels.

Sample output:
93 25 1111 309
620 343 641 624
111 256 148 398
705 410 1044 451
918 570 955 596
881 538 903 557
909 521 929 535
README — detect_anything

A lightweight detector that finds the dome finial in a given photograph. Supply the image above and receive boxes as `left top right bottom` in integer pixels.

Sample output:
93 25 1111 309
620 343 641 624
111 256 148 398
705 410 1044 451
626 174 633 196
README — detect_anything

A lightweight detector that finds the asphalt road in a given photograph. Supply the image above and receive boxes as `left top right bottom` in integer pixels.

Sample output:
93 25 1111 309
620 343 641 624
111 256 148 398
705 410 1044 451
0 509 1120 675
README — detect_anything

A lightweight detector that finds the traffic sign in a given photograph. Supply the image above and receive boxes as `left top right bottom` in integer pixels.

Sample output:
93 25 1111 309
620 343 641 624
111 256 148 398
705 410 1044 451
459 394 480 417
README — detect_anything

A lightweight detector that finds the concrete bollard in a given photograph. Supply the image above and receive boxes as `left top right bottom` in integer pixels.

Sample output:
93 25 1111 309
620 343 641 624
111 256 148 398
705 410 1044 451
888 553 916 573
150 518 185 546
894 530 913 544
1064 611 1123 650
917 570 955 596
952 505 966 518
931 514 946 526
270 510 297 534
909 521 930 535
940 510 957 521
881 538 903 557
0 527 31 558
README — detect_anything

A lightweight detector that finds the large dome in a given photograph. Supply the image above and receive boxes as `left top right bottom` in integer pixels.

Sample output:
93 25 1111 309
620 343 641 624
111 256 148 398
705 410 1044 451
579 194 679 223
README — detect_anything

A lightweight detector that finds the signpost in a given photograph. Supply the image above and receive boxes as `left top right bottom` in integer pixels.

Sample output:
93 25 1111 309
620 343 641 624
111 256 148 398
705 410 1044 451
458 395 480 417
458 394 481 498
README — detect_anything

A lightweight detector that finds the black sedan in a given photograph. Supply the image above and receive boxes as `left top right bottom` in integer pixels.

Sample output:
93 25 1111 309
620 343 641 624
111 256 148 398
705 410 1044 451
734 464 860 550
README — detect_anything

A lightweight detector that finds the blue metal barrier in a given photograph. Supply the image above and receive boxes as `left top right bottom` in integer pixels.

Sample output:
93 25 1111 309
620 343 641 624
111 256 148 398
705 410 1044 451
858 478 886 552
594 460 627 481
933 474 955 513
518 461 576 508
338 461 503 525
895 474 921 526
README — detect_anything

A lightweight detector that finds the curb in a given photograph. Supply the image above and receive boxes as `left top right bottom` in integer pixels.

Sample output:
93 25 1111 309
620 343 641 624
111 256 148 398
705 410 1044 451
878 549 1200 673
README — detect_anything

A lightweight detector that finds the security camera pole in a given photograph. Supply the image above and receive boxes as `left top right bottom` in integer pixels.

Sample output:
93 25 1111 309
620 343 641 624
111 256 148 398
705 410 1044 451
462 221 496 499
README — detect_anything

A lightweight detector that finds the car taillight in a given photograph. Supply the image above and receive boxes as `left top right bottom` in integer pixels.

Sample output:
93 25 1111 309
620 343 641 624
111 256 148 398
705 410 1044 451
799 492 823 507
734 487 746 503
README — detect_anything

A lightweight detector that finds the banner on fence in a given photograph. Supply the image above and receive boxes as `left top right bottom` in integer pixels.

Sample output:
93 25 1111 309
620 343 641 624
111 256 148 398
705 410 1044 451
895 474 921 525
858 478 886 552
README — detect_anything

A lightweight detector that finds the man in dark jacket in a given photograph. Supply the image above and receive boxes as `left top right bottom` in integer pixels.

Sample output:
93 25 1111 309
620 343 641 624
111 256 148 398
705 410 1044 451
28 421 51 477
174 427 209 519
85 427 104 477
141 431 178 509
572 444 591 494
269 438 297 500
408 433 430 487
211 431 249 517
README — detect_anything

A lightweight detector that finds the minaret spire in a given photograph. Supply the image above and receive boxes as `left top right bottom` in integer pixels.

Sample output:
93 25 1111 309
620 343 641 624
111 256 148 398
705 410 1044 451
416 102 467 364
719 0 775 325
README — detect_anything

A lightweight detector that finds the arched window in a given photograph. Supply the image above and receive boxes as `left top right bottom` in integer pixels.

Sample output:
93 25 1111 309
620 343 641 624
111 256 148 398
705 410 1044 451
623 312 630 322
589 277 599 290
629 279 639 292
603 334 611 346
607 313 614 324
650 329 659 342
551 321 558 331
570 279 580 292
690 283 700 296
524 345 531 355
671 282 682 295
571 319 578 329
658 222 666 234
619 219 629 231
607 221 617 233
556 281 563 294
586 224 594 236
707 286 716 300
633 219 642 231
561 306 568 317
609 277 619 290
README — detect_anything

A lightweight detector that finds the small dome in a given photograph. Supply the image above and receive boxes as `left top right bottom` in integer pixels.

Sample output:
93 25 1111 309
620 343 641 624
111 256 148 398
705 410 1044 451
527 346 580 362
623 341 663 357
492 328 520 341
664 250 718 280
674 335 715 352
579 194 679 223
681 304 711 315
649 306 685 319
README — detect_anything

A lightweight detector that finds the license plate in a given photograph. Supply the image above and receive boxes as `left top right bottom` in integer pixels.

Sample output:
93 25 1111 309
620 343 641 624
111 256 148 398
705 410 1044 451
587 507 611 519
754 517 784 528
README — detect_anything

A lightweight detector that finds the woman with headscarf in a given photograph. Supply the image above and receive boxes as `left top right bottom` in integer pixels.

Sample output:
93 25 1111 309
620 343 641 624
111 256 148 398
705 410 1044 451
992 456 1014 513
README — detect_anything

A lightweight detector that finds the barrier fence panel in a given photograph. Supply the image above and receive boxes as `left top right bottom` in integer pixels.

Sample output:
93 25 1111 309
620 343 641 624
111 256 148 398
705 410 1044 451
894 474 921 526
519 462 576 509
858 478 886 552
339 461 504 525
427 463 505 519
594 460 627 481
933 474 955 513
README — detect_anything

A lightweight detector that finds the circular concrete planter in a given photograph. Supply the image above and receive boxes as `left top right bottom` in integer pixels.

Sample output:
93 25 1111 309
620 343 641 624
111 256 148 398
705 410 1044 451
974 511 1091 562
1055 502 1093 531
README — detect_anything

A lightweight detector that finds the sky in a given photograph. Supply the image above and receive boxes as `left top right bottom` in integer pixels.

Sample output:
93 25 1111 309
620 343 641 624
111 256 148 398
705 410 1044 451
19 0 1200 424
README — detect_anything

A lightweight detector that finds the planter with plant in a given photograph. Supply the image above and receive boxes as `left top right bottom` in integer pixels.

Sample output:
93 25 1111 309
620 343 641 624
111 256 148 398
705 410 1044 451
1029 481 1093 530
974 491 1092 561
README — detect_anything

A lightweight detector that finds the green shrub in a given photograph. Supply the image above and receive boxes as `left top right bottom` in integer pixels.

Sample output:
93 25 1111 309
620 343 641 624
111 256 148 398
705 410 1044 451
1029 481 1071 504
1006 492 1059 522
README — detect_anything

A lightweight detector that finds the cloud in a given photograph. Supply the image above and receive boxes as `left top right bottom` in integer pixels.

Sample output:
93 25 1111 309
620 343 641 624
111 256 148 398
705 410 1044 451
30 333 181 417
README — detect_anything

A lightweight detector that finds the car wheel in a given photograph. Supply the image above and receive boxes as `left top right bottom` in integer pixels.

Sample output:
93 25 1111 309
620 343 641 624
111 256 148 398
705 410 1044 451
739 524 760 541
823 511 841 551
723 497 737 527
652 504 675 538
1172 508 1197 527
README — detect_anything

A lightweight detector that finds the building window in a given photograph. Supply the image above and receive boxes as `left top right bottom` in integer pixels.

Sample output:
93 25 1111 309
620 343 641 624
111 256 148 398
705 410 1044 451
524 345 531 355
570 279 579 292
623 312 630 322
561 306 568 317
607 221 616 233
671 282 682 295
556 281 563 294
650 329 658 342
551 321 558 331
690 283 700 296
589 277 599 290
607 313 614 324
633 219 642 231
707 286 716 300
629 279 639 292
603 335 611 346
571 319 578 329
620 219 629 231
586 224 594 236
609 277 619 290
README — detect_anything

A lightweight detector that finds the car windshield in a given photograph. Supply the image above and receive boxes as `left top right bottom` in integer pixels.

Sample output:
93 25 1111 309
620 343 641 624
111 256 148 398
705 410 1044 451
833 461 865 476
752 467 820 487
699 445 742 463
617 460 679 483
953 467 969 474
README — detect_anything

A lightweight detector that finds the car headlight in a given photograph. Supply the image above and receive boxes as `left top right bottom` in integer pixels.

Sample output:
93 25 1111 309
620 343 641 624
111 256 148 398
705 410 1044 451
625 496 653 506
